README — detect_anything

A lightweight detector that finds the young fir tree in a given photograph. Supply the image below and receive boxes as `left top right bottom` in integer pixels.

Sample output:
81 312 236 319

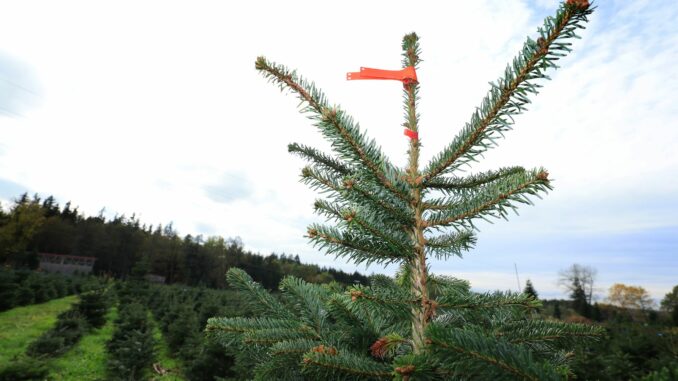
570 277 591 318
553 302 562 320
208 1 603 379
524 280 539 300
77 289 109 328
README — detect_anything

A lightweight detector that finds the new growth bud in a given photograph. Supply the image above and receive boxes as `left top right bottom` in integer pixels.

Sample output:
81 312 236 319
321 107 338 121
254 56 268 71
311 344 337 355
537 37 548 55
370 337 390 358
566 0 589 9
395 365 416 381
342 210 356 223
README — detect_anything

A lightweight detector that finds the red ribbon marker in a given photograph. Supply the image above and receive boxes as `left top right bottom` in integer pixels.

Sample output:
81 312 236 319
404 128 418 140
348 65 419 140
347 66 418 84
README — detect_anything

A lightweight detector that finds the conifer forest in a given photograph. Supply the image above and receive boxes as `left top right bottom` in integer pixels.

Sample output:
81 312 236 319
1 0 677 380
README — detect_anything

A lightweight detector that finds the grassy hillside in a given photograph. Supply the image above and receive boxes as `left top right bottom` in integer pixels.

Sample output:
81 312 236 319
0 295 77 368
48 307 117 380
0 296 186 380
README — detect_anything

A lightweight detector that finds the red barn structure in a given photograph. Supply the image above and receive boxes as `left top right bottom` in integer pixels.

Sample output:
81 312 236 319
38 253 96 275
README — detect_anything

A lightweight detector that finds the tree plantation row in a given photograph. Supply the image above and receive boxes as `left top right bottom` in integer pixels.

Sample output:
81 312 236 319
1 269 676 380
0 270 249 380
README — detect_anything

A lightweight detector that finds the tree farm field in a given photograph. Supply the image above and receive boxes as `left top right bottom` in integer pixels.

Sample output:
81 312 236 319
0 288 187 380
0 296 77 369
1 0 678 380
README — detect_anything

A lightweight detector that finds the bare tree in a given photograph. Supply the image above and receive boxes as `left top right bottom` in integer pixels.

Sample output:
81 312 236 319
558 264 597 304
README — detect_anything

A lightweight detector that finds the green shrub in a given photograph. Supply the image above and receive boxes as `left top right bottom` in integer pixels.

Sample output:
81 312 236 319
107 329 155 380
26 310 86 357
64 278 77 295
14 284 34 306
185 340 236 381
166 306 199 352
50 275 68 298
197 295 223 329
0 357 49 381
11 270 31 284
0 271 102 311
26 274 54 304
144 283 249 379
571 322 678 380
77 290 108 328
106 302 155 380
115 279 149 305
26 333 66 357
0 271 17 311
53 310 87 345
636 365 678 381
160 302 182 333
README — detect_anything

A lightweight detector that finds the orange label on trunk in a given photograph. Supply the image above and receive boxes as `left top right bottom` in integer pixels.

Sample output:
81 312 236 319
347 66 417 84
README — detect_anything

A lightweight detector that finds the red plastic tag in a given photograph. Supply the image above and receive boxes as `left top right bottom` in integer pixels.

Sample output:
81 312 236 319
404 128 418 140
347 66 418 84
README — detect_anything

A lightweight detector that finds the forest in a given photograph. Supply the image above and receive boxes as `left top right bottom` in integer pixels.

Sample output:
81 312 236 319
0 192 369 289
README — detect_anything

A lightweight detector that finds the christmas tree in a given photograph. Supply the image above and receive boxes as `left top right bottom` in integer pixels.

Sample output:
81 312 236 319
208 1 602 379
524 280 539 300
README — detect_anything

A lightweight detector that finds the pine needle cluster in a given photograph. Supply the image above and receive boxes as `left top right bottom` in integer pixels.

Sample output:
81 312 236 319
208 1 602 379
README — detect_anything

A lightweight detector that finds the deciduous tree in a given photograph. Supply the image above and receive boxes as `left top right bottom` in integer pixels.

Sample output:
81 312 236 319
558 263 597 304
660 285 678 312
607 283 654 311
0 198 45 261
661 286 678 326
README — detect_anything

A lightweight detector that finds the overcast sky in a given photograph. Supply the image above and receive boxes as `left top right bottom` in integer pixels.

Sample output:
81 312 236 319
1 0 676 301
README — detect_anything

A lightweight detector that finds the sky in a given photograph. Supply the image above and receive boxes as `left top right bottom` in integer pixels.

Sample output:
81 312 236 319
0 0 676 301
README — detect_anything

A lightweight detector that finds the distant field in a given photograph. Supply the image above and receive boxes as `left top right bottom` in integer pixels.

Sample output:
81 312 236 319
0 295 77 368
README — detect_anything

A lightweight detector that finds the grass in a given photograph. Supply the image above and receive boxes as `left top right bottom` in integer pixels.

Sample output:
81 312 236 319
47 303 187 380
0 296 77 369
48 307 117 380
150 314 185 380
0 297 187 380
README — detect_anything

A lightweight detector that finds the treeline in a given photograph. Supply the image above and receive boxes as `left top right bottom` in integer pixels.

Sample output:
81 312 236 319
0 193 369 288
